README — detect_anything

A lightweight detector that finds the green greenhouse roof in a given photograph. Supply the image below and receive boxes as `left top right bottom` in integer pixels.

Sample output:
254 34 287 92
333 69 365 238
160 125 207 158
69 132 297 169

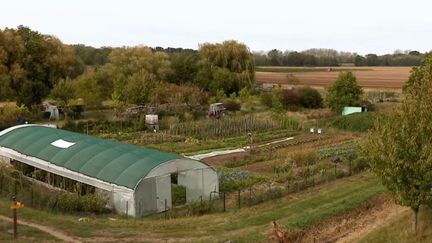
0 125 181 189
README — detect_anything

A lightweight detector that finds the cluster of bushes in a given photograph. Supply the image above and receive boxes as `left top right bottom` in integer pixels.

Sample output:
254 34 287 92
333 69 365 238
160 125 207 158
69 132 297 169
328 112 377 132
260 87 323 111
62 118 148 134
0 104 36 130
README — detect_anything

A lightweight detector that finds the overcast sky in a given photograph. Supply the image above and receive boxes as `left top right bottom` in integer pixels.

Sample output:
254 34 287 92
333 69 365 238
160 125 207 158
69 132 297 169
1 0 431 55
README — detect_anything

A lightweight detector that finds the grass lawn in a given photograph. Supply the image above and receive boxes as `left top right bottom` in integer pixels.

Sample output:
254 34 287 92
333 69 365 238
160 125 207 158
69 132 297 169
0 218 56 242
0 172 385 242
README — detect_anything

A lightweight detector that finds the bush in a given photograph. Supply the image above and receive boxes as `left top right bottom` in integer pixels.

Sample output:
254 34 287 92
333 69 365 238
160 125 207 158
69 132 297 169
329 112 377 132
187 200 213 216
298 87 323 108
172 185 186 205
280 89 300 109
260 92 273 107
223 98 241 111
0 104 32 130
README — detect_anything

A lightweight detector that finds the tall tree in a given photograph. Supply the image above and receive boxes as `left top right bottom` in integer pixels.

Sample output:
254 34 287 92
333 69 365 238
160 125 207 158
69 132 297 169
196 40 255 94
325 71 363 112
361 54 432 233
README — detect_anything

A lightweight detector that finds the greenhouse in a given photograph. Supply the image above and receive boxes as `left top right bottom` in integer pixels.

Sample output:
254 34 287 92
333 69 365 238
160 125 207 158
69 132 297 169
0 124 218 216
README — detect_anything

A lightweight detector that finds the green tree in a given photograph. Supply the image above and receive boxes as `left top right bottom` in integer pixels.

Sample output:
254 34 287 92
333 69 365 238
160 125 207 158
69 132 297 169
169 52 199 84
196 40 255 95
50 79 75 118
325 71 363 112
121 71 155 105
361 55 432 234
298 87 322 108
72 74 103 108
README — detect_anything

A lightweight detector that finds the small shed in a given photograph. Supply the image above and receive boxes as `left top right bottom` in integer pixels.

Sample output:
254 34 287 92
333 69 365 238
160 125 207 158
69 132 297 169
0 125 218 216
342 106 367 116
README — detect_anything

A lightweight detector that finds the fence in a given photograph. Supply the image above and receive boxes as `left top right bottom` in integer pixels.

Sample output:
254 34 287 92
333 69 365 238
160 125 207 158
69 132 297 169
158 165 365 219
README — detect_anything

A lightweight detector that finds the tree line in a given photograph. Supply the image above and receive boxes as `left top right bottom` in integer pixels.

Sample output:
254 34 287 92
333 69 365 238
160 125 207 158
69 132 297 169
254 48 424 66
0 26 255 110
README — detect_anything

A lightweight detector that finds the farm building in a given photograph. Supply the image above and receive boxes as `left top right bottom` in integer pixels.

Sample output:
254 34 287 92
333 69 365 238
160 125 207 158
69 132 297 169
0 124 218 217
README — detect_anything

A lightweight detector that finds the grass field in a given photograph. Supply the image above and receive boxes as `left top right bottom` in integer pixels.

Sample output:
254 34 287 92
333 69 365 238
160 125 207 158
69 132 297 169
0 218 55 242
256 66 411 90
0 172 385 242
356 206 432 243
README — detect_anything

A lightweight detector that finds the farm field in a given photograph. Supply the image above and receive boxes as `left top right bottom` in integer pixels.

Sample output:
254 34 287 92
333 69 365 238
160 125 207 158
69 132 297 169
256 66 411 90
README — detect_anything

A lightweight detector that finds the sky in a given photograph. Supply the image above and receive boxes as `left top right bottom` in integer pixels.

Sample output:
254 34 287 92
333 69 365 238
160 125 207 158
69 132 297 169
1 0 432 55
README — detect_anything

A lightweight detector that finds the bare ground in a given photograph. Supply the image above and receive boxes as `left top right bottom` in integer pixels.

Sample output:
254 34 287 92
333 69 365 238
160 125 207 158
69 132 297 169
289 194 407 243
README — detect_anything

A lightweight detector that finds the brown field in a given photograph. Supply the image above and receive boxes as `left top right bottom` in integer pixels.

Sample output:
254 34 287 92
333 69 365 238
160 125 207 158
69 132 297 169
256 66 411 91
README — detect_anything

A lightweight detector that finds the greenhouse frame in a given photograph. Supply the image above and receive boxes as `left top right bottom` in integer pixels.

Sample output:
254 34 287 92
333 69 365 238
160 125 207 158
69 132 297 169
0 124 218 216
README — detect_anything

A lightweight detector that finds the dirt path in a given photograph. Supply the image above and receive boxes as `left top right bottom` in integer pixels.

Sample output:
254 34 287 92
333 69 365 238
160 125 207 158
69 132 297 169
295 195 408 243
0 215 81 243
336 200 408 243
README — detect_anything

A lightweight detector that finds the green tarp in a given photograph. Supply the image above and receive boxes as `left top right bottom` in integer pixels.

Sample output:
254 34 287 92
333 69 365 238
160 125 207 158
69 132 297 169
0 126 181 189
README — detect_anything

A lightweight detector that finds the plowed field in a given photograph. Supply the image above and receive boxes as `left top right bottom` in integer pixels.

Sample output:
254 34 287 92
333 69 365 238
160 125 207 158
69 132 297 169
256 67 411 90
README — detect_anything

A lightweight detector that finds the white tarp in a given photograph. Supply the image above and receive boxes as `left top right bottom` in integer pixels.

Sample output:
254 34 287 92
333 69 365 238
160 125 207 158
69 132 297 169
51 139 75 149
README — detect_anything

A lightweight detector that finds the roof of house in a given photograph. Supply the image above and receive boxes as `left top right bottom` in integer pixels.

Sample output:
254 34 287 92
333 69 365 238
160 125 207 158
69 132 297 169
0 125 183 189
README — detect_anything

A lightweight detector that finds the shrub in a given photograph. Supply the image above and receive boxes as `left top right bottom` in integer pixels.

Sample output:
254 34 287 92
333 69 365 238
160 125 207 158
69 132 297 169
260 92 273 107
187 200 213 216
172 185 186 205
329 112 377 132
280 89 300 109
297 87 322 108
0 104 32 130
223 98 241 111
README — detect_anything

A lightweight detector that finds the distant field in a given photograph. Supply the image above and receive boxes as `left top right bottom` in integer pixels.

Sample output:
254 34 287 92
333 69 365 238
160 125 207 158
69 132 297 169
256 66 412 90
256 66 374 73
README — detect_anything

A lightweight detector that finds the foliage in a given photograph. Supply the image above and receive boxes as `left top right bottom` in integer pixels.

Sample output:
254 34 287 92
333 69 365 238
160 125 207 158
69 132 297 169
169 52 199 84
50 78 76 118
260 92 273 107
0 26 84 107
361 57 432 233
168 114 301 140
297 87 323 108
223 98 241 112
280 89 300 109
151 83 208 109
325 71 363 112
0 166 108 214
218 168 265 192
328 112 376 132
72 74 103 108
72 44 112 66
172 185 186 206
0 103 31 130
196 40 255 95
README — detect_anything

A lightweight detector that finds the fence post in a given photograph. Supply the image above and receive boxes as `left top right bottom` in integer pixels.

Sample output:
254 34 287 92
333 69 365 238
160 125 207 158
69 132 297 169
126 201 129 218
31 187 34 207
349 160 352 175
249 187 252 206
237 190 241 209
138 202 141 217
223 192 226 212
334 164 337 177
164 199 167 219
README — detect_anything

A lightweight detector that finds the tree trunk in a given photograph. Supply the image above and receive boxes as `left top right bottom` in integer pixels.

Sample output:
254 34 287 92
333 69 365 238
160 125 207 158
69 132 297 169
412 207 419 234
